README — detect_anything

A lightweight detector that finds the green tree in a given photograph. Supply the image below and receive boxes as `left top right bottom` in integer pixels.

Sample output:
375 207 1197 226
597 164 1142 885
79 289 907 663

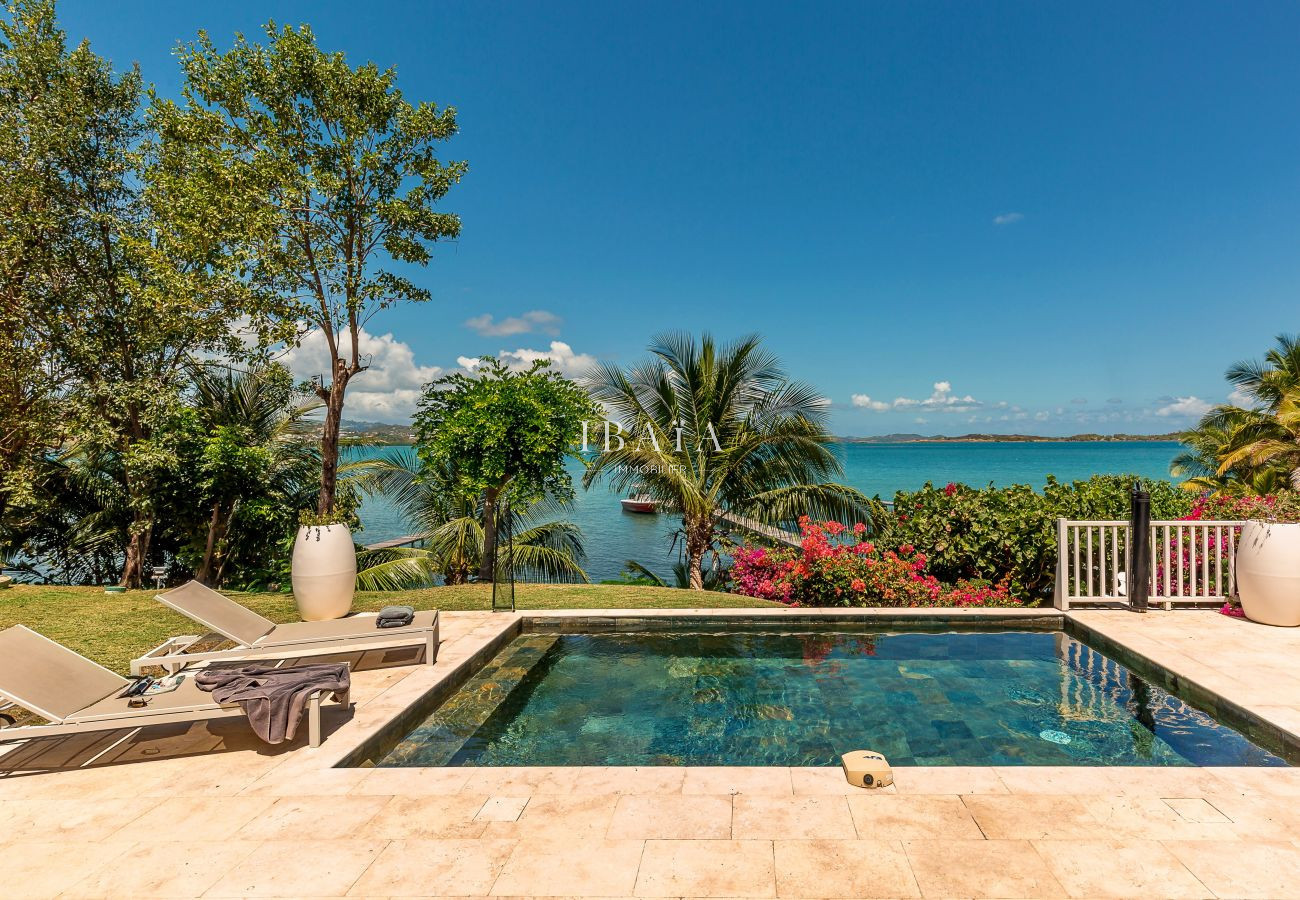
352 450 587 588
152 22 467 516
0 0 254 586
582 332 873 589
413 358 598 581
0 1 63 537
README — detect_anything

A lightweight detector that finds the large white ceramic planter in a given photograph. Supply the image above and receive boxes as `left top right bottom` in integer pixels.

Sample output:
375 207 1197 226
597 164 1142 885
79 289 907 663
291 524 356 621
1237 520 1300 627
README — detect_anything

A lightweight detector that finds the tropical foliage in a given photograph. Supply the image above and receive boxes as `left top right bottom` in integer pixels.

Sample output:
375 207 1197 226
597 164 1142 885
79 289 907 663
582 332 874 590
351 450 587 589
6 365 338 589
1176 334 1300 493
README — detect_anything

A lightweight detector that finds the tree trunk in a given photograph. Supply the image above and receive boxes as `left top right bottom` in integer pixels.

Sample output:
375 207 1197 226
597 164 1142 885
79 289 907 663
684 513 712 590
196 503 228 586
120 514 152 588
317 371 350 515
479 486 500 582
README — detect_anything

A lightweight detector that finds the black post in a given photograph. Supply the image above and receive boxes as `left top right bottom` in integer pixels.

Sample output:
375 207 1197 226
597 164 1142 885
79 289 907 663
1128 480 1151 613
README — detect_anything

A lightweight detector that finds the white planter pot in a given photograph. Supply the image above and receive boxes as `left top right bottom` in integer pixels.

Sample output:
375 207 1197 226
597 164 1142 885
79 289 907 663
291 524 356 621
1237 520 1300 627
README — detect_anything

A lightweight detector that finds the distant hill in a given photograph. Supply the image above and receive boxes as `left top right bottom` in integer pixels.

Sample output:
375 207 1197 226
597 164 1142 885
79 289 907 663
340 420 414 445
836 432 1182 444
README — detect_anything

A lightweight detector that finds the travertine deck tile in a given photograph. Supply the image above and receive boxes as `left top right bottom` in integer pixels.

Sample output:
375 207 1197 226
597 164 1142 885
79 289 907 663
1165 839 1300 899
351 767 472 796
474 796 530 822
347 838 517 897
960 794 1097 840
0 840 130 899
772 839 918 898
608 793 733 839
889 765 1007 795
116 795 277 841
636 839 776 898
234 794 391 840
1031 839 1210 898
360 794 492 839
731 795 856 840
847 794 984 841
67 839 262 898
903 838 1065 898
492 838 645 896
682 766 794 796
203 839 385 897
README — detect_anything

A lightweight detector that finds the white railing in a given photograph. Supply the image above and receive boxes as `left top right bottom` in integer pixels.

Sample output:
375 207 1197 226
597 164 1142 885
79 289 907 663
1054 518 1239 610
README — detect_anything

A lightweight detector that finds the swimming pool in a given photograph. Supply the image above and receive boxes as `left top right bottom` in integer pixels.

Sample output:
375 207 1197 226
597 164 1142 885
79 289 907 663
373 627 1289 768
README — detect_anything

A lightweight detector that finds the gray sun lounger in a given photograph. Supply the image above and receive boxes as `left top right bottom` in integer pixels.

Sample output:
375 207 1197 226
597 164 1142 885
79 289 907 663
0 625 348 753
131 580 439 676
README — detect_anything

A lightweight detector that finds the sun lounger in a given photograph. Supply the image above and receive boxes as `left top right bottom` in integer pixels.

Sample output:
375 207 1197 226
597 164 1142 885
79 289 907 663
0 625 348 752
131 580 439 675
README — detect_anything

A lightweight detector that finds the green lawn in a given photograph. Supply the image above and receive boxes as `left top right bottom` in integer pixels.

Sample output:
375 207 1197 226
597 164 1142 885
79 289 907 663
0 583 780 674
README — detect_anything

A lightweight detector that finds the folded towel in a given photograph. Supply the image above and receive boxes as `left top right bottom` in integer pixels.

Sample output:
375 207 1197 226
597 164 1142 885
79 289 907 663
376 604 415 628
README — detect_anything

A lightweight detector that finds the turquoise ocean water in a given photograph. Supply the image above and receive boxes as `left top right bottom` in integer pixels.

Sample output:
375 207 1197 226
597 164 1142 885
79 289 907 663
353 440 1182 584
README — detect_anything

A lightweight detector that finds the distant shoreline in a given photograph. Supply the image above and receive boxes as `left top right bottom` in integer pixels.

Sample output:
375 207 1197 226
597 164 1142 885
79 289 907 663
833 433 1181 444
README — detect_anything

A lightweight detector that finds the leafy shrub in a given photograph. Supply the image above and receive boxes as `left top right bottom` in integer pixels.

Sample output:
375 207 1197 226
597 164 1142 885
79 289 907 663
729 518 1021 608
881 474 1193 600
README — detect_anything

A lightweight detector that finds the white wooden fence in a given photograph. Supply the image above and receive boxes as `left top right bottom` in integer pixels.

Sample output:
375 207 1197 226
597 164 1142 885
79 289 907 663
1054 518 1240 610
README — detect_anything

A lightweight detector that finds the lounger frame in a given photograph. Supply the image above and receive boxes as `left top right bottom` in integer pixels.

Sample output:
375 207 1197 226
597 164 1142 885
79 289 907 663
131 584 439 675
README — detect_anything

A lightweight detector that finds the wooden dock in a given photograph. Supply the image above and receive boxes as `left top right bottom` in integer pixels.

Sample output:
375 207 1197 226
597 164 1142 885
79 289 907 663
362 534 428 551
714 510 801 548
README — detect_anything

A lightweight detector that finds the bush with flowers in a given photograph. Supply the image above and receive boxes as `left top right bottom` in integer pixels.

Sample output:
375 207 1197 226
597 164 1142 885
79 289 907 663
729 517 1022 607
1185 490 1300 523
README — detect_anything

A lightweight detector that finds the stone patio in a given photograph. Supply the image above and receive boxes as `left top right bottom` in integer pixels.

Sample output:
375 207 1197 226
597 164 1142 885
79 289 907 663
3 607 1300 898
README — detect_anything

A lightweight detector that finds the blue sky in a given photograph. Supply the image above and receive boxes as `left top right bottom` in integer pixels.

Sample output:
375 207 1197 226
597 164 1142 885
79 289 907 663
59 1 1300 434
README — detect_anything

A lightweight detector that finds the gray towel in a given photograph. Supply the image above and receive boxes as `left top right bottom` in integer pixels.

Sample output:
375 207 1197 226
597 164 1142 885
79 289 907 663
376 605 415 628
195 663 349 744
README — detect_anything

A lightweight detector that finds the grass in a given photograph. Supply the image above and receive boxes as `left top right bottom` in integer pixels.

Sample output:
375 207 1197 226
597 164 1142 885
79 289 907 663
0 583 780 674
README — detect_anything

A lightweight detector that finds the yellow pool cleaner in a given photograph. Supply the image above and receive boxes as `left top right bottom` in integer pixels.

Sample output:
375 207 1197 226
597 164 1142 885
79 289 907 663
841 750 893 788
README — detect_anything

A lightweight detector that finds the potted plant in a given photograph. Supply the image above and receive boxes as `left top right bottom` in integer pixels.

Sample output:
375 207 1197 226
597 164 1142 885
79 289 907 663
291 510 357 621
1234 494 1300 627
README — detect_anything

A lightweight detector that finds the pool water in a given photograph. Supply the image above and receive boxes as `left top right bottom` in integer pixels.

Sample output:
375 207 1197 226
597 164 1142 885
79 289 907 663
376 629 1288 767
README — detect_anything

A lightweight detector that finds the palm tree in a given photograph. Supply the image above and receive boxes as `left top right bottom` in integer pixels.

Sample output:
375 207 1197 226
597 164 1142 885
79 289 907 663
1172 407 1291 495
1181 334 1300 492
188 365 322 585
582 332 872 589
350 450 588 590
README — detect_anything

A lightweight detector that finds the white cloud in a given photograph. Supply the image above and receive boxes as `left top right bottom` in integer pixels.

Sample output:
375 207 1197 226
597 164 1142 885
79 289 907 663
281 327 444 422
496 341 598 378
993 212 1024 225
1155 396 1213 418
1228 386 1260 409
852 381 983 413
463 310 562 337
851 394 890 411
